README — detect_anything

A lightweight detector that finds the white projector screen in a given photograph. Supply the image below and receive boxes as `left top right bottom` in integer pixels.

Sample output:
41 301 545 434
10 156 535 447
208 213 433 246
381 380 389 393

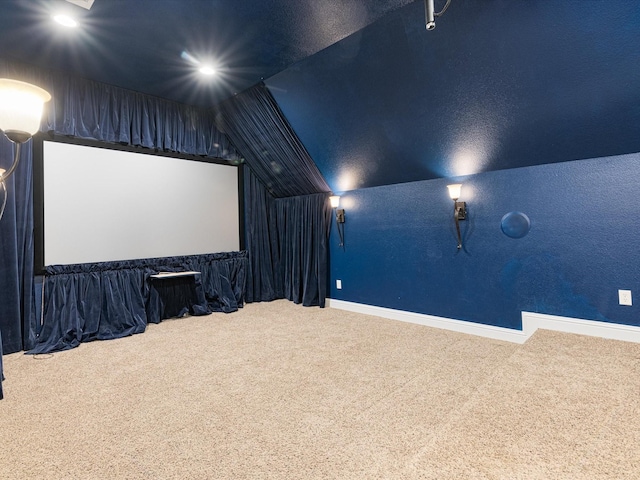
40 140 240 267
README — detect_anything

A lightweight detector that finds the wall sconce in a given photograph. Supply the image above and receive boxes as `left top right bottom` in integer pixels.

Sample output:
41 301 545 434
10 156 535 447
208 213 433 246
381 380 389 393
447 183 467 249
329 195 345 248
0 78 51 221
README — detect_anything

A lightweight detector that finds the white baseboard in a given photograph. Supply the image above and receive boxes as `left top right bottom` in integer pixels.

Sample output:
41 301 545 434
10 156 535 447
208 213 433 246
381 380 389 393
327 299 640 344
520 311 640 343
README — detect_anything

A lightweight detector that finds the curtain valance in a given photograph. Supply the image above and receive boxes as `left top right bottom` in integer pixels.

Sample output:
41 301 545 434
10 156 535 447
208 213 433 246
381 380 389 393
44 252 247 275
0 58 240 159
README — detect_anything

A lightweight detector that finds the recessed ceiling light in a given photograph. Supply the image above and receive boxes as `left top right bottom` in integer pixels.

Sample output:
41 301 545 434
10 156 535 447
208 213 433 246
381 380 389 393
199 66 217 76
53 14 78 28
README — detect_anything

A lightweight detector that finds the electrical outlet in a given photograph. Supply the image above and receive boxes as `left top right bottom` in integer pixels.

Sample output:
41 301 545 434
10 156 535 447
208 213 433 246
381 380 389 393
336 279 342 290
619 289 632 306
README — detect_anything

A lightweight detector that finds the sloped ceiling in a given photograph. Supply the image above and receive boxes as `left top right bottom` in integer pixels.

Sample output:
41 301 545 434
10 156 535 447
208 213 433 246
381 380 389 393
1 0 639 192
267 0 640 191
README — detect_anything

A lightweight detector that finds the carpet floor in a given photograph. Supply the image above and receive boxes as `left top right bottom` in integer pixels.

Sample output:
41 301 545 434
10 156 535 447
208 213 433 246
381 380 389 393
1 300 639 479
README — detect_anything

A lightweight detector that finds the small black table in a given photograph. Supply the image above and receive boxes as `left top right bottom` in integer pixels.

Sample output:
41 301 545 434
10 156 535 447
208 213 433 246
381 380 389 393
147 271 203 322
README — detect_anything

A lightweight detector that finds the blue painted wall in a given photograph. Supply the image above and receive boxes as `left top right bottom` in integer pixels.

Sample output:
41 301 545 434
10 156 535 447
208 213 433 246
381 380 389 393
328 153 640 328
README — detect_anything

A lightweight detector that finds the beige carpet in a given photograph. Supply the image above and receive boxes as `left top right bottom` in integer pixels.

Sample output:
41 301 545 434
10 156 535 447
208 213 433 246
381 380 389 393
1 300 639 479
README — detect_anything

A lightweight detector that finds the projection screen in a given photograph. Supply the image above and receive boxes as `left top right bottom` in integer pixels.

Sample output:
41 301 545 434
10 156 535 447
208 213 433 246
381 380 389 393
37 139 240 268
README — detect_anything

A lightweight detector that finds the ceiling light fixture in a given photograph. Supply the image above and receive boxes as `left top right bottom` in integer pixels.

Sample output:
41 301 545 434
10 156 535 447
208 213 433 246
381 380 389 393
199 66 217 76
181 51 221 78
53 14 78 28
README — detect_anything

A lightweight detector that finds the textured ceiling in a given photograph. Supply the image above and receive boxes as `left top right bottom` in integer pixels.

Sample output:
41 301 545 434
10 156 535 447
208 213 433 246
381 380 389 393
0 0 413 107
267 0 640 191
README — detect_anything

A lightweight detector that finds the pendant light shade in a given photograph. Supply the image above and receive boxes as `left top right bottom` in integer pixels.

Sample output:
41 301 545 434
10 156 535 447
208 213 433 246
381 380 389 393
0 79 51 143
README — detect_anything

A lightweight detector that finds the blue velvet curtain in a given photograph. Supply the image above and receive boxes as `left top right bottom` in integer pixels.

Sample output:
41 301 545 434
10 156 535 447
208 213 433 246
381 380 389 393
0 58 240 354
34 267 148 354
244 167 332 307
0 137 37 354
217 83 330 198
30 252 247 354
219 83 332 307
273 193 332 306
244 165 278 302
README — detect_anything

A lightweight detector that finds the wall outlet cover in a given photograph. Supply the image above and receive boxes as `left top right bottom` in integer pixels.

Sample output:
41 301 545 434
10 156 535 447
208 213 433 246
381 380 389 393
619 289 632 306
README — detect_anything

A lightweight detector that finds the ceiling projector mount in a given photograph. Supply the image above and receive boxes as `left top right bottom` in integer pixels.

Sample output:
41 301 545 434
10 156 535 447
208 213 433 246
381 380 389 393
425 0 452 30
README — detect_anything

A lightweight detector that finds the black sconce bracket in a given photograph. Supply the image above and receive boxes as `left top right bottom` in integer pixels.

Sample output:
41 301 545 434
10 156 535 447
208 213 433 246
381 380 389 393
334 208 345 248
454 201 466 220
453 201 466 250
